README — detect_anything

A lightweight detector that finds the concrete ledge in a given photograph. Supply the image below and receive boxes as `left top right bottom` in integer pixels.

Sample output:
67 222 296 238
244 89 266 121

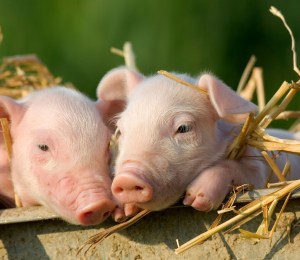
1 200 300 259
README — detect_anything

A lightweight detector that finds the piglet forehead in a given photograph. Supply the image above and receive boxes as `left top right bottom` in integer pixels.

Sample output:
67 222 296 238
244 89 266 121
19 87 110 156
124 74 210 120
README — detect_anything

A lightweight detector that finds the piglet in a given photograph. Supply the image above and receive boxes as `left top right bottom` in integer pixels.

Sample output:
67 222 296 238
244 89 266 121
0 86 116 225
97 67 300 214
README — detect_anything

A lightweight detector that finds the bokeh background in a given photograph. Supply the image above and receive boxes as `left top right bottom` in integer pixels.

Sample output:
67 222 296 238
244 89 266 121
0 0 299 127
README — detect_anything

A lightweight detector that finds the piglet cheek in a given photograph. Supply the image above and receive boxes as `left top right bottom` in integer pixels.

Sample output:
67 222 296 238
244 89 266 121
30 152 52 166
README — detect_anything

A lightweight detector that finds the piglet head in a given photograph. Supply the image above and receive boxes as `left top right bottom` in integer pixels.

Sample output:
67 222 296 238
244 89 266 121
0 87 116 225
98 67 257 212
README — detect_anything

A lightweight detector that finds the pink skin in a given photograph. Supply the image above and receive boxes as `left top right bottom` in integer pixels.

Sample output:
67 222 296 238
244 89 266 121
98 67 300 216
0 87 116 225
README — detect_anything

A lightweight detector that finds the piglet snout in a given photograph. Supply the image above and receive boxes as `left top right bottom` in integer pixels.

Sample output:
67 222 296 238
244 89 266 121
112 173 153 204
76 199 116 225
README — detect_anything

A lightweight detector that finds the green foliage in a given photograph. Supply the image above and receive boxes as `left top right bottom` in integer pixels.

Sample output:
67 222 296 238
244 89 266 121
0 0 299 124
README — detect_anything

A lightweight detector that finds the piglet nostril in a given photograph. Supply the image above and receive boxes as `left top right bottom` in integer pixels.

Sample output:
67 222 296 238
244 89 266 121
135 186 143 191
114 187 124 193
82 211 93 219
102 210 111 219
77 199 116 225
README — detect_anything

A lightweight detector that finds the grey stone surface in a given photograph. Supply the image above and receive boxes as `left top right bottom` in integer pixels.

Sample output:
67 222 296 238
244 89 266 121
1 202 300 260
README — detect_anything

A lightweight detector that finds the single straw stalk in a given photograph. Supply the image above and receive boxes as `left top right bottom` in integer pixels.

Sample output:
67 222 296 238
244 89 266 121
111 42 138 71
276 111 300 120
254 68 266 111
270 6 300 77
239 67 265 111
158 70 208 95
77 209 151 256
261 151 286 182
237 55 257 94
0 118 22 207
0 27 3 45
0 118 12 161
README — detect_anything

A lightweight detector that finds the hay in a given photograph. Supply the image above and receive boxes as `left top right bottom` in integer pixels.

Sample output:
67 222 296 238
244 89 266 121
175 181 299 254
0 54 74 99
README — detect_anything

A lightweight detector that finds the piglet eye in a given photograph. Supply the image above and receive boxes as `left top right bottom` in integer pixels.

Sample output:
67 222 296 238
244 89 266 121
176 124 192 134
38 144 49 151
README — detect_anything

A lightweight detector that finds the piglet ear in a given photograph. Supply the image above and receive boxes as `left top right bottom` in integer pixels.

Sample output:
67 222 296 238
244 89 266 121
97 66 144 102
0 96 24 124
96 67 144 128
198 74 258 123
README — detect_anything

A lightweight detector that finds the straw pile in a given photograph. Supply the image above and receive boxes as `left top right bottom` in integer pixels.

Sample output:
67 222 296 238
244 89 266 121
79 6 300 256
0 54 71 99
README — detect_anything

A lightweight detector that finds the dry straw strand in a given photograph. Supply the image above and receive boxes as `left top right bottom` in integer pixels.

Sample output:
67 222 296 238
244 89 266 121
276 111 300 120
111 41 138 71
158 70 208 95
0 118 22 207
253 67 266 111
237 55 257 94
270 6 300 77
77 209 151 256
0 118 12 161
0 26 3 45
175 180 300 254
261 151 286 182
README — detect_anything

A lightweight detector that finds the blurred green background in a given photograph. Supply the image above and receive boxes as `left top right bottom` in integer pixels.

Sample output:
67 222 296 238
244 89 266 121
0 0 299 127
